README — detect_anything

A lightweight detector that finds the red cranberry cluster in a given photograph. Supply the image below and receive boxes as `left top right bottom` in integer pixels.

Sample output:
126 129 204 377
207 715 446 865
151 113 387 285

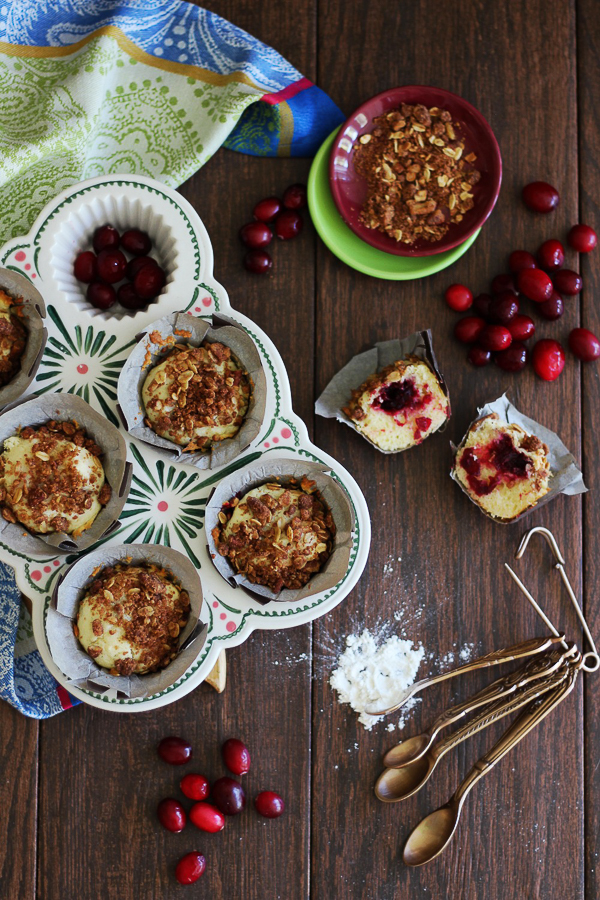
156 735 284 885
240 184 307 273
445 181 599 381
73 224 167 312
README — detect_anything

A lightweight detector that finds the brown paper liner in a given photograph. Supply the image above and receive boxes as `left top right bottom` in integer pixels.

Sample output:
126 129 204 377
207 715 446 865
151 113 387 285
117 311 267 469
46 543 206 699
0 393 132 554
205 457 356 603
0 268 48 410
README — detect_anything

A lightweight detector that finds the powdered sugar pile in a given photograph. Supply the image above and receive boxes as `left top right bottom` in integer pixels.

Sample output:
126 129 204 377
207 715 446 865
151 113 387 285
329 629 425 730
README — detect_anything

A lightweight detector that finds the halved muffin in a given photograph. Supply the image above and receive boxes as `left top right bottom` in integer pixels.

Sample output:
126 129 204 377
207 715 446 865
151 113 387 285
342 356 449 451
453 413 551 520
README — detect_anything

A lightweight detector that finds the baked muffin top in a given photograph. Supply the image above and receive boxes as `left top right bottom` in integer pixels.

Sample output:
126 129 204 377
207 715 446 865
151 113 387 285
0 289 27 387
212 477 335 593
142 340 250 451
76 563 190 676
0 420 110 535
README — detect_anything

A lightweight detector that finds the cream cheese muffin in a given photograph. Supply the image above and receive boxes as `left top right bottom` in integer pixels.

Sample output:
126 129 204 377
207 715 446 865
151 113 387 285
75 563 190 675
212 477 335 593
0 420 111 535
0 289 27 386
342 357 449 451
142 340 250 452
453 413 551 520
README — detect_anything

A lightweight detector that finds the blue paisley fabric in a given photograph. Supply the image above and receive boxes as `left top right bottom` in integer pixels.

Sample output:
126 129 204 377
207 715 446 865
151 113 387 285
0 0 343 719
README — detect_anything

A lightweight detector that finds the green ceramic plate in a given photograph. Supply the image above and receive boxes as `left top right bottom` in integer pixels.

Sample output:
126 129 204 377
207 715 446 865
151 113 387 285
308 129 481 280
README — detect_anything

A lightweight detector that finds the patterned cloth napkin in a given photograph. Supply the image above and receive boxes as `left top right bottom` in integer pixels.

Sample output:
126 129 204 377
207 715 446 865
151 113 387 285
0 0 344 718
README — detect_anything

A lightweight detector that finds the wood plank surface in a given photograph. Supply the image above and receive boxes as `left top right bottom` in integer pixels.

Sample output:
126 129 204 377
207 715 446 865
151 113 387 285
2 2 596 899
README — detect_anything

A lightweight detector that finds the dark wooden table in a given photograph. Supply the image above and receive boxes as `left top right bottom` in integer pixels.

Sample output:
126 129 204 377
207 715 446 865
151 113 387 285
2 2 599 898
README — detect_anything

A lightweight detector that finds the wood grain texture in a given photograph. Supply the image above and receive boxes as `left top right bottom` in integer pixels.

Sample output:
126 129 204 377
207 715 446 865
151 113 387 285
0 705 37 900
313 1 584 898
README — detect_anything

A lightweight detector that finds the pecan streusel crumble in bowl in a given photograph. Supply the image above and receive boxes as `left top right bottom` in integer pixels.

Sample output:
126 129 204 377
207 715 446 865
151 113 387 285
118 311 267 469
0 269 48 410
46 544 206 700
0 394 131 554
206 458 356 603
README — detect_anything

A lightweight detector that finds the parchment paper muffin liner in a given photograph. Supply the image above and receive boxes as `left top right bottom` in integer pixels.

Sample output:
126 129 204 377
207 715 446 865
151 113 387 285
0 268 48 410
117 311 267 469
315 329 450 453
0 393 132 554
205 458 356 603
46 543 207 699
450 394 587 524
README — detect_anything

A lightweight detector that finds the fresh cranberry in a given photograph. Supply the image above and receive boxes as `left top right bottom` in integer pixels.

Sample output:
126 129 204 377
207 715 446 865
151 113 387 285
467 345 492 367
517 268 553 303
126 255 155 280
282 183 307 210
93 224 120 253
87 282 116 310
239 221 273 249
180 773 210 801
254 791 285 818
134 263 166 300
479 324 512 352
568 224 597 253
537 291 564 320
444 284 473 312
222 738 251 775
211 777 246 816
568 328 600 361
508 250 537 273
454 316 486 344
244 249 273 274
189 802 225 833
274 210 303 240
96 249 127 284
73 251 97 283
158 735 192 765
489 291 519 324
532 339 566 381
491 273 516 295
120 228 152 256
553 268 582 296
117 283 146 310
537 239 564 270
495 342 528 372
175 852 206 886
508 315 535 342
253 197 282 223
522 181 560 213
473 293 492 317
157 798 186 833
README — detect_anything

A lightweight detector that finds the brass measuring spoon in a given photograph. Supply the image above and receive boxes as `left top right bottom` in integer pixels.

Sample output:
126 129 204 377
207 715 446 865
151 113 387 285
375 656 574 802
382 643 575 769
402 661 579 866
365 634 565 717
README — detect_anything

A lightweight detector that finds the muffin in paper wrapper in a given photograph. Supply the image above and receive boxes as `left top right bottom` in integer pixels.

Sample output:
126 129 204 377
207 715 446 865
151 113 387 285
0 268 48 410
205 458 356 603
117 311 267 469
46 543 207 700
0 393 132 554
450 394 587 524
314 329 450 452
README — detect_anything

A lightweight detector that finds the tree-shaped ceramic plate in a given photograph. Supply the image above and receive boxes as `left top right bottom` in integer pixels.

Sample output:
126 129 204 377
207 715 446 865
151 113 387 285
0 175 370 712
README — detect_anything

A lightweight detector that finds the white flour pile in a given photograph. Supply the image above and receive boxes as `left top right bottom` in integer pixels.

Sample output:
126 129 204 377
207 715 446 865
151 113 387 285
330 629 425 730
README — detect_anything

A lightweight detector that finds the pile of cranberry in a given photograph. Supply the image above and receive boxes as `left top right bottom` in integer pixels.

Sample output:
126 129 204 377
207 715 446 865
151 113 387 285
445 181 599 381
73 224 167 312
240 183 307 273
156 734 284 885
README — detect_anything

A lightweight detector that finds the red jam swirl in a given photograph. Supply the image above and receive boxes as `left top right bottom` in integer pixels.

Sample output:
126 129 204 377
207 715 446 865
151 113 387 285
460 434 531 497
372 377 431 418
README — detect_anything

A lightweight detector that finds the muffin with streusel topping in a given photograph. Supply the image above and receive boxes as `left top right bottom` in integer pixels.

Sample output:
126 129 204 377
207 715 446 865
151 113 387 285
0 289 27 386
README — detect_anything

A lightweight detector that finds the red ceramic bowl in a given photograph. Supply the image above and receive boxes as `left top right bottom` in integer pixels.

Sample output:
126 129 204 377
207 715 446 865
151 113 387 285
329 86 502 257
